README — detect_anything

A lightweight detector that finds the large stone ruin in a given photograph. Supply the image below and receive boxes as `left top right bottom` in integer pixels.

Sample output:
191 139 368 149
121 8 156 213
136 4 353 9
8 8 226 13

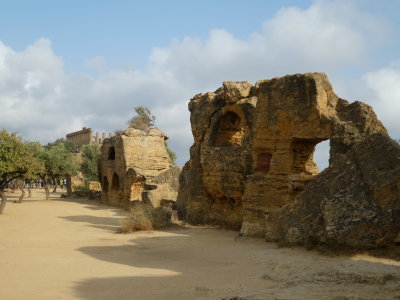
66 127 112 148
100 127 180 208
177 72 400 249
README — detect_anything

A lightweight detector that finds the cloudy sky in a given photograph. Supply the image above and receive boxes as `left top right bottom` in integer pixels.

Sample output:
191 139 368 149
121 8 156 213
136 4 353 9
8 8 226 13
0 0 399 168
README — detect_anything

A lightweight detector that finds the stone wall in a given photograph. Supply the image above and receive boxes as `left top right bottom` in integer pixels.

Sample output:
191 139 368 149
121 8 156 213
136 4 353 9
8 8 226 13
275 133 400 249
100 127 179 208
177 73 397 248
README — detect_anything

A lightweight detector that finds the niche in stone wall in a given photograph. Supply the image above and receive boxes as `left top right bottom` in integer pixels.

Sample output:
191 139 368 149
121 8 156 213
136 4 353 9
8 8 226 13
102 176 109 192
111 173 120 191
255 152 272 173
108 146 116 160
130 178 145 201
215 111 245 147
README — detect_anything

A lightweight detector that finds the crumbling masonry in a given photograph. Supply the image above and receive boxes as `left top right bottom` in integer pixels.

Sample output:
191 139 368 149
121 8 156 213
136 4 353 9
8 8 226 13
177 72 400 249
100 128 180 208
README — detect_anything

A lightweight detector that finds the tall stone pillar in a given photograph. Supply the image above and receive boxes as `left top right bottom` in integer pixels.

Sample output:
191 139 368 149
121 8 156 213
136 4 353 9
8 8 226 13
89 129 93 144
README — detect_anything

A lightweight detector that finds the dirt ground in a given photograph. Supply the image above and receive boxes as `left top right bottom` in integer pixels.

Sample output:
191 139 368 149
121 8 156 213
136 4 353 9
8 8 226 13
1 189 400 300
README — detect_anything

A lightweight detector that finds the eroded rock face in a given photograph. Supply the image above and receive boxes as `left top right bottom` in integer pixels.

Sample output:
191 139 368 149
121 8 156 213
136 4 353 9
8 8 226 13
177 72 395 248
276 134 400 249
100 128 179 208
179 85 256 229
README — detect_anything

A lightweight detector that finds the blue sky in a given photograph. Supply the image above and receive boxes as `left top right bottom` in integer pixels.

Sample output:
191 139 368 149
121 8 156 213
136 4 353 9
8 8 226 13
0 0 399 167
0 0 313 70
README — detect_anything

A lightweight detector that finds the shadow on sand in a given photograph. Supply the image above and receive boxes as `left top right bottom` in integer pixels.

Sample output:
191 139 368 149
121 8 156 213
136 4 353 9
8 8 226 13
51 197 400 300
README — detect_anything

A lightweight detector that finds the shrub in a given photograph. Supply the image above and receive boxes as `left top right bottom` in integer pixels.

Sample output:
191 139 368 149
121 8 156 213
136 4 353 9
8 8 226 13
121 202 172 233
128 106 155 132
73 185 90 197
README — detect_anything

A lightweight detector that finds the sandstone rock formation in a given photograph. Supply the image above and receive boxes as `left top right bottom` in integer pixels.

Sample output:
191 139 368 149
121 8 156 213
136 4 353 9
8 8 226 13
100 127 179 208
275 133 400 249
177 72 399 248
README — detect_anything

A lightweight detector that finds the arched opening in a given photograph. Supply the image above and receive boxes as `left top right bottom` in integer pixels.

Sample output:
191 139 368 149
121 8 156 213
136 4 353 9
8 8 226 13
108 146 116 160
314 140 330 172
111 173 120 191
102 176 109 192
215 111 244 147
291 138 329 175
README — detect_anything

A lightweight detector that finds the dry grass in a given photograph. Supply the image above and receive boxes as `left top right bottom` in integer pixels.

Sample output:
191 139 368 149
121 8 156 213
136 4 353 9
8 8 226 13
121 202 173 233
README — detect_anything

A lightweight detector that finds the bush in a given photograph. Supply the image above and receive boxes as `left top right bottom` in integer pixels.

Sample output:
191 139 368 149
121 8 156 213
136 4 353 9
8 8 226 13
128 106 155 132
165 141 177 165
121 202 172 233
73 185 89 192
73 185 90 197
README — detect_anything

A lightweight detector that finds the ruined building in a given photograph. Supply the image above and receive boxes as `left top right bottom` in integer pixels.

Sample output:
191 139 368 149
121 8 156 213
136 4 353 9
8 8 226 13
65 127 112 192
100 127 180 208
66 127 112 149
177 72 400 249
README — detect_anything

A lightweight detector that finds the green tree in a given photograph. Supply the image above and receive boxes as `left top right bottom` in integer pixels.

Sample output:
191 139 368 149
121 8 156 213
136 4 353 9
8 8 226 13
0 131 42 213
46 138 77 153
165 141 177 166
38 141 79 199
128 106 155 131
80 144 101 184
16 142 45 202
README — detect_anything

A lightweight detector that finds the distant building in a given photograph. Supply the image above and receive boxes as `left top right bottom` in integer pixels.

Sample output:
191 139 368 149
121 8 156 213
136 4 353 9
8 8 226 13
66 127 112 150
65 127 112 192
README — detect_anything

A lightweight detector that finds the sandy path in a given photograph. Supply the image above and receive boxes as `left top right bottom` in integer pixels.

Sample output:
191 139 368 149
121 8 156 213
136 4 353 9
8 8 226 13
1 189 400 300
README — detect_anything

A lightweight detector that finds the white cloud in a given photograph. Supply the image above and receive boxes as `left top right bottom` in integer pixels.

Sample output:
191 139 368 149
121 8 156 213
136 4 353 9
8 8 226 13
362 64 400 138
0 0 394 166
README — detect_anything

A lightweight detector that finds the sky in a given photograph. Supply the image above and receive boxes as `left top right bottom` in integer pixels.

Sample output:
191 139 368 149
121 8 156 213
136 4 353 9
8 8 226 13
0 0 399 168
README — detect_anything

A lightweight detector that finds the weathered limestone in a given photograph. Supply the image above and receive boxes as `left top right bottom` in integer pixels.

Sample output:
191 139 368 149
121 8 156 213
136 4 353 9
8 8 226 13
177 72 397 248
275 133 400 249
88 181 101 191
100 127 179 208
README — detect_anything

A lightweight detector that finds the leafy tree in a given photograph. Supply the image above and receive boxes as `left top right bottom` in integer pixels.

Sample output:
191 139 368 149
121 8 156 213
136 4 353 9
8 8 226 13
128 106 155 131
80 144 101 184
0 131 42 213
37 141 79 199
165 141 177 166
46 138 77 153
16 142 45 202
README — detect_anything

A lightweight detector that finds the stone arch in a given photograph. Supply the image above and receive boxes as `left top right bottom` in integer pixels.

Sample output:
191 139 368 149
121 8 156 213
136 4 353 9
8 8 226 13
108 146 116 160
314 140 330 172
102 176 109 192
111 173 120 191
215 111 245 146
291 138 328 175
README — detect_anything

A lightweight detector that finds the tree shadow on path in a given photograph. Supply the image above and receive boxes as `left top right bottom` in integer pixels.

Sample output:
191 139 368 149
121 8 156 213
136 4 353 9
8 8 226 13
73 227 400 300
